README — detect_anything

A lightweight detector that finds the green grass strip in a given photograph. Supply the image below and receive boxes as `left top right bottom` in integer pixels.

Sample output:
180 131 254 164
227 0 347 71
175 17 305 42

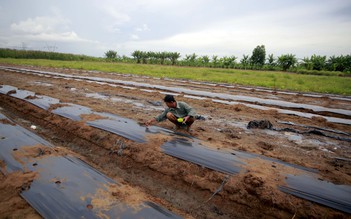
1 58 350 95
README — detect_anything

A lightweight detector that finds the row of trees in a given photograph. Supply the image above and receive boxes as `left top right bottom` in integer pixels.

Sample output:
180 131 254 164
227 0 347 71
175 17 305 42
0 48 97 61
0 47 348 74
105 46 351 73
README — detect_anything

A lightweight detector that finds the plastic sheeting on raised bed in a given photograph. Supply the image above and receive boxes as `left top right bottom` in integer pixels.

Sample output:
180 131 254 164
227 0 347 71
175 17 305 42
0 85 60 110
87 112 173 143
52 103 93 121
0 113 182 219
2 67 351 119
161 137 246 175
280 174 351 214
2 85 351 214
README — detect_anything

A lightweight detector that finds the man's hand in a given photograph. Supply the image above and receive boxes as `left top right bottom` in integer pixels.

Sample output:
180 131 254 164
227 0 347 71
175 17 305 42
183 116 190 124
145 118 156 127
145 121 151 126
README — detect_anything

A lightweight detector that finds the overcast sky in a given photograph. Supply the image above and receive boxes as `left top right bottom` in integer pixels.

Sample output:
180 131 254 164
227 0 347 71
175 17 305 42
0 0 350 59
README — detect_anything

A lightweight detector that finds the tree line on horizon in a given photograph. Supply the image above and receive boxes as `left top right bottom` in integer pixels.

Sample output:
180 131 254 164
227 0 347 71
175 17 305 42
106 45 351 74
0 47 350 75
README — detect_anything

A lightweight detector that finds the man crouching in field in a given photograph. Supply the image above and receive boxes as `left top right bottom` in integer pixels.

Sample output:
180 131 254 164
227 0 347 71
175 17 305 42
145 95 196 132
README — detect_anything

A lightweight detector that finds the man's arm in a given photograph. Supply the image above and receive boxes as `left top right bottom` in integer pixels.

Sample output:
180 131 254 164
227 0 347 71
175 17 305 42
145 109 168 126
145 118 157 126
182 102 196 117
181 102 196 123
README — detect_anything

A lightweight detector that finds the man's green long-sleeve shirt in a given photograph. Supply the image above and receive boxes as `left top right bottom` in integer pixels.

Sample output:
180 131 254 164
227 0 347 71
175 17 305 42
155 101 196 122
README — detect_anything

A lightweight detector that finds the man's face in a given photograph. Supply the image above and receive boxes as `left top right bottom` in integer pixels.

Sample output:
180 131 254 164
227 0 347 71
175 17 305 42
166 101 176 108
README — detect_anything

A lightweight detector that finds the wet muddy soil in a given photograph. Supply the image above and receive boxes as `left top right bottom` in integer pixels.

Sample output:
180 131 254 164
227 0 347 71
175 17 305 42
0 64 350 218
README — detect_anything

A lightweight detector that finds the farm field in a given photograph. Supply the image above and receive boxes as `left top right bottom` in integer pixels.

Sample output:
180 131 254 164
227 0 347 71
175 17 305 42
1 58 350 95
0 63 351 218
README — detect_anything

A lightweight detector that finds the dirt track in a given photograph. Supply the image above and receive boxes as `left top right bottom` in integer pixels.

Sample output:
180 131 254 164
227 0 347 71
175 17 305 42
0 64 351 218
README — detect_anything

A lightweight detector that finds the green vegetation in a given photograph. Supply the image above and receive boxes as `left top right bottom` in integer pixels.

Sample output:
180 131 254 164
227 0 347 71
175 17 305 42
0 47 350 95
277 54 297 71
0 48 99 61
1 57 350 95
250 45 266 68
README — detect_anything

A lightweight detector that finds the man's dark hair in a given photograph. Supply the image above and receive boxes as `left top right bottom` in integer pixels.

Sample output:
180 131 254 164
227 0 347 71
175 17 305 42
164 95 175 103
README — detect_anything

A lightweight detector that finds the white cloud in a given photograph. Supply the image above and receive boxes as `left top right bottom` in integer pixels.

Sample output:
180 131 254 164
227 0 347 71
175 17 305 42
101 6 130 25
2 0 350 58
8 15 95 44
135 24 150 32
28 32 83 42
130 34 139 40
11 16 70 34
106 24 121 33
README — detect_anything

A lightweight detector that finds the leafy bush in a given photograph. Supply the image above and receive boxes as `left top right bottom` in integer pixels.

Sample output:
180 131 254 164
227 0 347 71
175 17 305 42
277 54 297 71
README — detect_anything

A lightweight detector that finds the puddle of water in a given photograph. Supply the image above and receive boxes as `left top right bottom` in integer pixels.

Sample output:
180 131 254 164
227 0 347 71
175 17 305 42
140 89 155 93
121 86 137 90
110 97 158 109
33 81 53 87
278 120 351 137
284 132 303 143
184 95 207 100
213 99 351 125
86 92 109 100
319 147 335 153
221 120 249 131
159 91 180 96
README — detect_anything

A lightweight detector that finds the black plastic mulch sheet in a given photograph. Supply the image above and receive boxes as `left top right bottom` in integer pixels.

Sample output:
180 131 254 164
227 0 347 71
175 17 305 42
86 112 173 143
21 155 181 219
2 85 351 214
0 113 181 219
0 113 53 172
160 136 318 175
161 137 247 175
279 174 351 214
0 85 60 110
51 103 93 121
0 84 17 94
3 67 351 119
26 95 60 110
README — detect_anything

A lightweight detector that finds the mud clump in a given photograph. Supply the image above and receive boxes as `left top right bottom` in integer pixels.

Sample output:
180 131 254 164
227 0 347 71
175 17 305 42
257 141 275 151
247 120 273 129
0 171 40 219
25 95 37 100
6 90 16 95
243 173 264 196
219 128 241 139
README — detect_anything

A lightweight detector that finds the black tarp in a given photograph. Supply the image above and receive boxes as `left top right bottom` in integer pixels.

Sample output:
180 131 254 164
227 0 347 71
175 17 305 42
0 113 182 218
2 85 351 214
280 174 351 214
87 112 173 143
161 137 246 174
52 103 93 121
0 85 60 110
